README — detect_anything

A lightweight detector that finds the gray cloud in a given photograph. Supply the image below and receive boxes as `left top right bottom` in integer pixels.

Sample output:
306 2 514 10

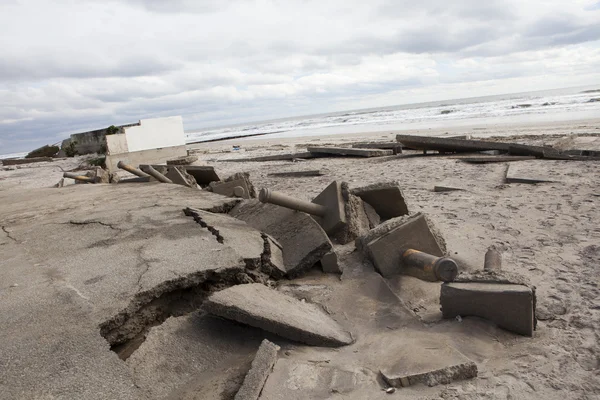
1 0 599 154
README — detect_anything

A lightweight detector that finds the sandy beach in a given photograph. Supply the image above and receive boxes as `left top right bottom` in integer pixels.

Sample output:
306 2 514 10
1 118 599 399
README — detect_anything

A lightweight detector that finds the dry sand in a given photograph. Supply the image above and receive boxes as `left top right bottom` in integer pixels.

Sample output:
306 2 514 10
1 118 599 398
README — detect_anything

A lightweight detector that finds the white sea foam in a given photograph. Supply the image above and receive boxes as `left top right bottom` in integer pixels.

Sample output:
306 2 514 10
186 88 600 143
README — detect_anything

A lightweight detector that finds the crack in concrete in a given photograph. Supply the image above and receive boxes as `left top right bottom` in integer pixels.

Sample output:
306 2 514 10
68 220 122 231
1 225 17 242
183 208 224 243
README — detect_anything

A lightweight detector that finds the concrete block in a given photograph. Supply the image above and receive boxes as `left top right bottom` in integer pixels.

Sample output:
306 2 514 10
321 251 340 274
307 146 393 157
350 181 409 220
203 284 353 347
229 200 333 277
380 334 477 388
358 213 446 278
94 167 110 184
234 339 279 400
441 282 535 336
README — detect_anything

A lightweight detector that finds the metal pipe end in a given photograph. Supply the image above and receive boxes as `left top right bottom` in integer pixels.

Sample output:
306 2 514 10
258 188 271 203
434 258 459 282
117 160 125 168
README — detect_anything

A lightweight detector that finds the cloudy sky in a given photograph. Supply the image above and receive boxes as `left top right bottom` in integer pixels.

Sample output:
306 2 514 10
1 0 600 154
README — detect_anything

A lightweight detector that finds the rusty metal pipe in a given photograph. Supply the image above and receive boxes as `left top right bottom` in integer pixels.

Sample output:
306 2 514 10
117 161 150 178
400 249 458 282
484 248 502 271
63 172 95 183
140 165 173 184
259 188 327 217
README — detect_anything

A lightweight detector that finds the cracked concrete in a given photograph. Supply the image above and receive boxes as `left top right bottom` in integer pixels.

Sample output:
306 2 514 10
0 183 279 399
1 225 17 242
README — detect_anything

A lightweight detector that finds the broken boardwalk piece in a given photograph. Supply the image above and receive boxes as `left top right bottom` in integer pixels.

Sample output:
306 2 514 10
203 283 353 346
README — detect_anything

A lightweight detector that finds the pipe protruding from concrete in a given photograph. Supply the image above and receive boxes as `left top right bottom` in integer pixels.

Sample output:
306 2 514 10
259 188 327 217
140 165 173 184
400 248 458 282
484 248 502 271
63 172 95 183
117 161 150 178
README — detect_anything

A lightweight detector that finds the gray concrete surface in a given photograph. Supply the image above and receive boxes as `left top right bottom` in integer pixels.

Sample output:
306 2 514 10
0 184 276 399
230 200 333 277
235 339 280 400
203 283 354 346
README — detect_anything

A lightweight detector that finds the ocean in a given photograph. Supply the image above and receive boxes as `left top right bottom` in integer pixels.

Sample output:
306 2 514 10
2 86 599 160
185 86 600 144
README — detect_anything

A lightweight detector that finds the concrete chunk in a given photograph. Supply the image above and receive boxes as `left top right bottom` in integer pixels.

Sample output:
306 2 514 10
350 181 409 220
166 166 197 187
441 282 535 336
380 334 477 388
235 339 279 400
230 200 333 277
204 284 353 346
307 146 393 157
396 134 510 153
211 178 251 198
352 142 403 154
167 155 198 165
358 213 446 278
183 165 220 185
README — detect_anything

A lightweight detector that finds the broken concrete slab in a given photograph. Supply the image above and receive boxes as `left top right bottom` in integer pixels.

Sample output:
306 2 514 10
357 213 446 278
321 251 341 274
229 200 333 277
94 166 110 184
350 181 409 220
352 142 403 154
307 146 393 157
0 184 266 399
167 155 198 165
505 163 555 184
126 313 263 399
181 165 220 185
267 170 324 177
234 339 280 400
260 359 373 399
396 134 511 153
379 333 477 388
203 283 353 346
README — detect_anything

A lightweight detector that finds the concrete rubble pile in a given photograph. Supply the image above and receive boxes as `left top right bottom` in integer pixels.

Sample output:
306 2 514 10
5 135 560 400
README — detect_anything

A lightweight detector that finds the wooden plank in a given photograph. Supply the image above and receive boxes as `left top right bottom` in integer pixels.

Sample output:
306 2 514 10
307 147 393 157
